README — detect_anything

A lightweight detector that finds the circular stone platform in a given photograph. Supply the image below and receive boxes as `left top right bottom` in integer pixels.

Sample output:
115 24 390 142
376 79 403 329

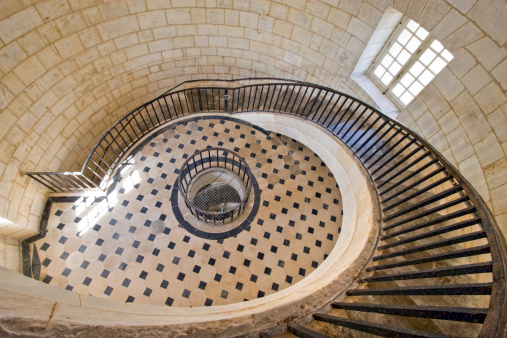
31 116 343 308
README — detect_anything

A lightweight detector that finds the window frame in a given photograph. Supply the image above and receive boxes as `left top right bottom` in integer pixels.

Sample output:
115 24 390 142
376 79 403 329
367 17 453 107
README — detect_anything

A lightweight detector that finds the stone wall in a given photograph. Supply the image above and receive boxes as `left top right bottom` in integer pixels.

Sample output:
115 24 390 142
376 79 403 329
0 0 506 269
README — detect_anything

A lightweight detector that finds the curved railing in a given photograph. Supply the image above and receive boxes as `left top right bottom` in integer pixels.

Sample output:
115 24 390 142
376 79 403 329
24 79 507 337
177 147 252 225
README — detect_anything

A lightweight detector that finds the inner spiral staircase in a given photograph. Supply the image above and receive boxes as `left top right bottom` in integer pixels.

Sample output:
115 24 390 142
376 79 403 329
22 79 507 337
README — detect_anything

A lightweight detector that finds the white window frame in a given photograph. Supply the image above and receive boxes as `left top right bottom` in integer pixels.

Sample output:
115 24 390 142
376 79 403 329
368 17 453 107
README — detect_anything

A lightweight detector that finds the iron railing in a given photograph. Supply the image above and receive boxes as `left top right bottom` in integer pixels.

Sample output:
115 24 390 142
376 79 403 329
177 147 252 225
24 78 507 337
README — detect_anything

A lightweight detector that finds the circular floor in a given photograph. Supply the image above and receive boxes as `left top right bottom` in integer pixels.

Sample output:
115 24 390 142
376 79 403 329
31 116 343 307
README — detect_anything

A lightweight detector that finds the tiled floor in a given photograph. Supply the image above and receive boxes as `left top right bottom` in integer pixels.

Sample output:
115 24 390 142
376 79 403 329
30 116 343 307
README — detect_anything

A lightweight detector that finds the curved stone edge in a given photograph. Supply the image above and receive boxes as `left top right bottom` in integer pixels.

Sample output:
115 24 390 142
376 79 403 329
0 112 380 337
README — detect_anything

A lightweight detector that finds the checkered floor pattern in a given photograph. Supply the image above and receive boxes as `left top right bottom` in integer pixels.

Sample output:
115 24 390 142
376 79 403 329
30 117 343 307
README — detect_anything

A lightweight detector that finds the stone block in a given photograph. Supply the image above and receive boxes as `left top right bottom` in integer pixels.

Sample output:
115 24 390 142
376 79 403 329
291 25 312 46
357 3 382 29
79 27 102 49
127 0 147 14
468 0 507 45
459 155 490 201
38 68 65 91
447 125 475 163
240 11 259 29
488 105 507 143
166 9 191 25
206 9 224 24
99 0 129 20
36 46 62 70
138 10 166 29
306 0 331 19
418 0 451 31
13 55 46 86
97 16 140 40
419 84 451 120
432 9 467 42
229 37 249 50
0 1 22 21
417 111 440 139
346 17 373 44
346 36 366 58
474 82 507 115
153 26 177 39
0 7 43 44
492 57 507 90
54 33 85 59
428 130 450 152
461 65 490 95
491 184 507 215
447 0 477 14
467 37 507 72
485 158 507 190
273 20 293 39
474 132 504 168
311 17 334 39
55 12 87 37
269 3 289 20
339 0 361 16
328 8 350 30
146 0 172 10
450 90 475 117
251 0 270 15
190 8 206 24
17 30 46 56
438 110 460 135
459 105 492 144
284 51 303 67
148 39 172 53
82 6 103 26
442 21 483 52
0 42 27 73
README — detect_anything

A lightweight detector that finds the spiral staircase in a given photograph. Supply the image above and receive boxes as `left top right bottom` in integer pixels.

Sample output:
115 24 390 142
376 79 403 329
22 78 507 337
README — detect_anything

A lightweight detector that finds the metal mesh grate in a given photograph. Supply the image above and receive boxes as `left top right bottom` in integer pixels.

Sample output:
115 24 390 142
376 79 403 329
190 170 244 212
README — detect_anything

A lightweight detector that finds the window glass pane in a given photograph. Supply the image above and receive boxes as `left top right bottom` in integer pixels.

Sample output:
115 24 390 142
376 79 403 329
400 91 414 104
398 49 411 65
381 72 394 85
419 69 435 85
392 83 405 97
429 57 447 74
420 49 436 65
400 73 415 87
430 40 444 52
409 61 425 77
389 42 402 57
388 61 402 75
415 26 429 40
406 36 421 53
397 29 412 45
406 20 419 32
441 49 454 62
381 54 394 68
374 65 386 78
408 81 424 96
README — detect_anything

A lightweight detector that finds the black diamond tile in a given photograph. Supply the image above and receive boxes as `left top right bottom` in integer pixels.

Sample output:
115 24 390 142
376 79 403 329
104 286 113 296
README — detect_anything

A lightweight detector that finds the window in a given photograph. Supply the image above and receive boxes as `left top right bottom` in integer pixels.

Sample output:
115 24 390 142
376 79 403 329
369 18 453 106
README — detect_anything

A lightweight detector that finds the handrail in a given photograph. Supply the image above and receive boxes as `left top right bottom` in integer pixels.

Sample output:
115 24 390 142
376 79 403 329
177 147 253 225
24 78 507 336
